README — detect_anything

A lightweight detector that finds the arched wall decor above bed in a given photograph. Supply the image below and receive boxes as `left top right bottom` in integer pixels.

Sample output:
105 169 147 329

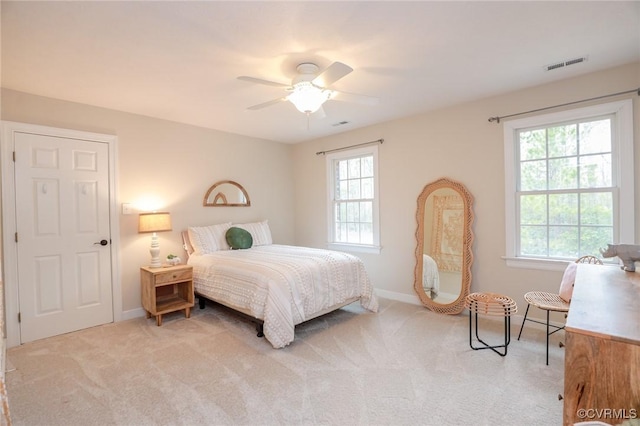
203 180 251 207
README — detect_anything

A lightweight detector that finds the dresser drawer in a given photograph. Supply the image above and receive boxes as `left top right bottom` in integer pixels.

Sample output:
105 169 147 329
154 268 193 285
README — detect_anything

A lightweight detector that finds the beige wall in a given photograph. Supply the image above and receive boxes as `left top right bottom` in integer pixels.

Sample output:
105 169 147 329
1 89 295 313
292 62 640 319
1 62 638 323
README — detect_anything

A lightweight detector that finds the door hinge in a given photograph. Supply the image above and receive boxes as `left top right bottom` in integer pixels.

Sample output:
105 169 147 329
15 232 18 243
12 151 15 162
18 312 21 323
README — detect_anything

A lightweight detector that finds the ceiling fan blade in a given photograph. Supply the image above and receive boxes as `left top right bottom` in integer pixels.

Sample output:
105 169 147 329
312 62 353 87
247 97 287 110
238 76 290 88
332 90 379 106
313 106 326 119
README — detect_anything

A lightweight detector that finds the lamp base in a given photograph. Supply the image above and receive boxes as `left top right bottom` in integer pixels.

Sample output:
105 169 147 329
149 233 162 268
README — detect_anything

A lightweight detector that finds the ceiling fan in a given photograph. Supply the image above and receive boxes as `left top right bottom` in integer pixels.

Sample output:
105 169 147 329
238 61 378 116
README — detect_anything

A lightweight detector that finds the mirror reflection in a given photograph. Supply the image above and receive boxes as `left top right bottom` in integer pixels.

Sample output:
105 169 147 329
203 180 251 207
422 188 464 302
414 178 474 314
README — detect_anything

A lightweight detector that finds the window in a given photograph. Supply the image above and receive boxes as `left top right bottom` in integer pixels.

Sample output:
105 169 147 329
326 145 380 253
504 100 634 270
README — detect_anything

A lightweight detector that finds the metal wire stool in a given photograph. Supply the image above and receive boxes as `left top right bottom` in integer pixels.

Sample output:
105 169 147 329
465 292 517 357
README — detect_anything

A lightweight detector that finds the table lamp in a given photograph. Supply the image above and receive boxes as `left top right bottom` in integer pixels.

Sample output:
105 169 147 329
138 212 172 268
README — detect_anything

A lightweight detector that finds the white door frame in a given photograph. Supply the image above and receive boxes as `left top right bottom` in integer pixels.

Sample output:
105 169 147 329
1 121 122 347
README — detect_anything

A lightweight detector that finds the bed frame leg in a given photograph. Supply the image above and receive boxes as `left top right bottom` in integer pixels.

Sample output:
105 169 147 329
256 323 264 338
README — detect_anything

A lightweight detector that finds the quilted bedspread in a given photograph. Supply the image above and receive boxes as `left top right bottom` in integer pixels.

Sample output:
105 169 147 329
187 244 379 348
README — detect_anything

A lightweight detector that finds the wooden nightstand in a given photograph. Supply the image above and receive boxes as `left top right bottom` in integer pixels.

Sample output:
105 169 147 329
140 264 194 326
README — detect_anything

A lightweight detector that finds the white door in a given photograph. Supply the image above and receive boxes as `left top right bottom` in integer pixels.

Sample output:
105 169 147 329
14 132 113 343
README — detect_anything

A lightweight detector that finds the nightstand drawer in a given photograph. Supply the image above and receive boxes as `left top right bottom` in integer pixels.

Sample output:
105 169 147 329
154 268 193 285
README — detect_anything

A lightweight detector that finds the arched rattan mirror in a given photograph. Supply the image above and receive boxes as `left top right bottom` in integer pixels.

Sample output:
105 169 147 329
203 180 251 207
413 177 474 314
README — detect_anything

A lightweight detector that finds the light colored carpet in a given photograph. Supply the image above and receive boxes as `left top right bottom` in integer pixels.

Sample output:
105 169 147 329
5 298 564 425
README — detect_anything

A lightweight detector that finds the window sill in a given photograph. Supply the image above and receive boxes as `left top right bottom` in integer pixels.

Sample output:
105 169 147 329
502 256 573 272
328 243 381 254
503 256 617 271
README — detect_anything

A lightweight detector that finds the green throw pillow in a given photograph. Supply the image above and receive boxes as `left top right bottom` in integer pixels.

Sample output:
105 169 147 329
226 227 253 250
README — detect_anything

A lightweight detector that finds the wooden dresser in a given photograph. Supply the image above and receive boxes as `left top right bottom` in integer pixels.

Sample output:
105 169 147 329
563 264 640 425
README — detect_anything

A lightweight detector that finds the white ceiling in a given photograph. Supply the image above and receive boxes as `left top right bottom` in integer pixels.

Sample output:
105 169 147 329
2 1 639 144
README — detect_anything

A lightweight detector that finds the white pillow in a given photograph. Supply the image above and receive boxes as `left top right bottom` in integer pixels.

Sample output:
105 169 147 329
235 220 272 246
188 222 232 255
558 262 578 303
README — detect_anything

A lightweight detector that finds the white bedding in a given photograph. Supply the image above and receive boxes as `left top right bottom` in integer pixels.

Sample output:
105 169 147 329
187 244 379 348
422 254 440 297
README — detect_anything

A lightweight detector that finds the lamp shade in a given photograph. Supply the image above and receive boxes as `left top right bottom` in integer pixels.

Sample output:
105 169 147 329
138 212 172 233
287 81 332 114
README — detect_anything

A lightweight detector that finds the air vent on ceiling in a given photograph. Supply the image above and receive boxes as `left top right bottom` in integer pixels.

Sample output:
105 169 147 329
332 121 350 127
544 56 588 72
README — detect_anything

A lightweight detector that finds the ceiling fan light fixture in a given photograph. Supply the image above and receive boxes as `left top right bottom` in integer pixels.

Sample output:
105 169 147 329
287 81 332 114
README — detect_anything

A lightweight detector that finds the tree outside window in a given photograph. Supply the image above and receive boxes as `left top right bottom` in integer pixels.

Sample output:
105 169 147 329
326 145 380 253
503 99 634 270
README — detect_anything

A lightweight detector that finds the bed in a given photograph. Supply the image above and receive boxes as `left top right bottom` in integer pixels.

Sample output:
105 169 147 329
182 221 378 348
422 254 440 298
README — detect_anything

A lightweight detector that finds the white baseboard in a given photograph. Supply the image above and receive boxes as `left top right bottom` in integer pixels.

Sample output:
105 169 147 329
121 307 146 321
374 288 422 305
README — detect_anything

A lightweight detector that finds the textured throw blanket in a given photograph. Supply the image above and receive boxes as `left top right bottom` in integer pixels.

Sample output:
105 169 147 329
188 244 378 348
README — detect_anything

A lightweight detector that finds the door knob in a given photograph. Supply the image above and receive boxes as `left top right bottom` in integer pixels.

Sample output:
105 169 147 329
94 239 109 246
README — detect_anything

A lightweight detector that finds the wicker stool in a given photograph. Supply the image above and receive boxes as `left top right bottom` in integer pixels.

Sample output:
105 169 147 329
464 292 518 357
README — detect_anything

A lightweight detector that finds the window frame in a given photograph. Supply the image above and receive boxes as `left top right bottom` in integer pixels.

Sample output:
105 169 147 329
503 99 634 271
326 144 381 254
